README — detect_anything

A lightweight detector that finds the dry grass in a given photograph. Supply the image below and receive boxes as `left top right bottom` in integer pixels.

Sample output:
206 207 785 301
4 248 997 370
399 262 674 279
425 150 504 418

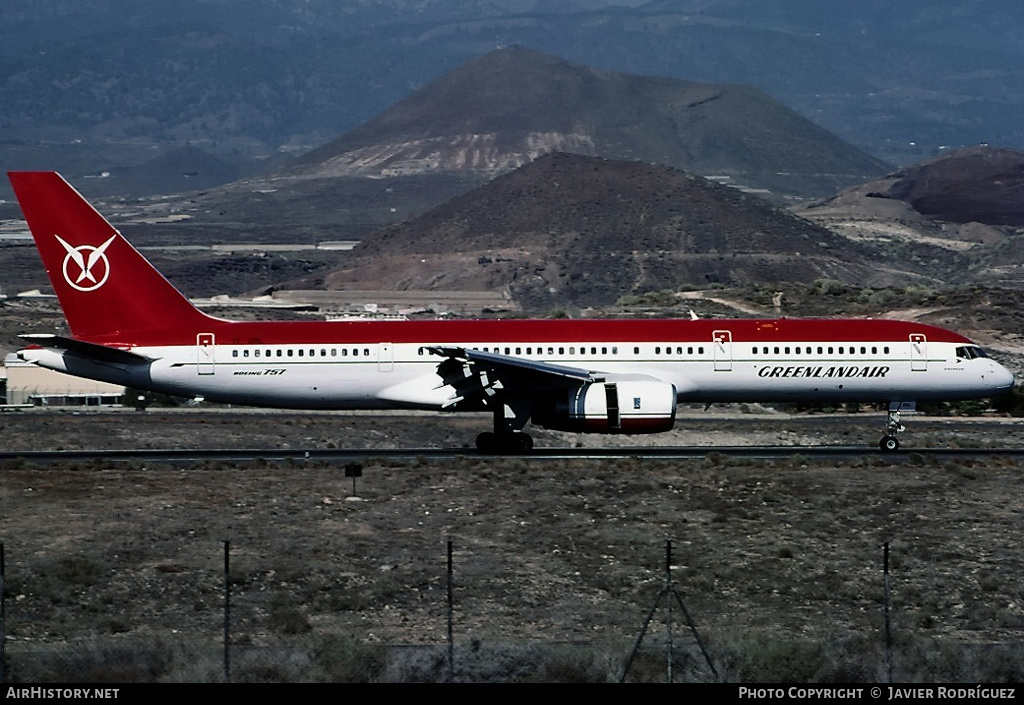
1 413 1023 682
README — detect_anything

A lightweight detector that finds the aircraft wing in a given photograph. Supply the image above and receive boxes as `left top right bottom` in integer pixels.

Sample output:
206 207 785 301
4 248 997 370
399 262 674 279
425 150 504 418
20 334 153 365
427 346 600 410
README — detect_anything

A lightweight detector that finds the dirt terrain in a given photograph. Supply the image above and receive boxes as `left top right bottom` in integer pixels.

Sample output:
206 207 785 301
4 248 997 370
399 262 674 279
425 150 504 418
1 408 1022 682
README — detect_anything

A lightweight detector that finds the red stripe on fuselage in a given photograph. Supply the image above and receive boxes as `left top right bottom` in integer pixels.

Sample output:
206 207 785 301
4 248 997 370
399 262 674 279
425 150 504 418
86 317 973 348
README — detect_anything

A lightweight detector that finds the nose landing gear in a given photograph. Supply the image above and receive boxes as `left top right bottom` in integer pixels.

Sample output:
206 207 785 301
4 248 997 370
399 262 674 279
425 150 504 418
879 404 907 452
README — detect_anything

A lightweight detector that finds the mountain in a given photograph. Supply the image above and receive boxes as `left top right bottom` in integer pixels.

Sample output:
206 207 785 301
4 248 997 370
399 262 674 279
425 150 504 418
115 47 890 245
864 147 1024 225
5 0 1024 200
798 146 1024 288
290 47 889 200
323 153 920 312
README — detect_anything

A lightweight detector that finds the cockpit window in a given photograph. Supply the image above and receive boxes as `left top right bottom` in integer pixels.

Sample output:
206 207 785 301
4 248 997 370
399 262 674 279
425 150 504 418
956 346 990 360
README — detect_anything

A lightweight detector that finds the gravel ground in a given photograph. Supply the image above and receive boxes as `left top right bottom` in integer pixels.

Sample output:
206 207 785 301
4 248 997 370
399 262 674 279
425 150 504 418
1 408 1022 682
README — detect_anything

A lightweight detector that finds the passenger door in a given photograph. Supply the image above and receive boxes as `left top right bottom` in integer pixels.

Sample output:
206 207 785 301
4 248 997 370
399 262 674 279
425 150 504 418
197 333 215 375
713 329 733 371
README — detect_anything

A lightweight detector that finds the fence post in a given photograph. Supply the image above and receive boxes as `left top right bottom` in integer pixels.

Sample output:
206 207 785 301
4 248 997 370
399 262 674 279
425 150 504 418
447 537 454 683
224 540 230 683
884 541 893 683
1 542 6 685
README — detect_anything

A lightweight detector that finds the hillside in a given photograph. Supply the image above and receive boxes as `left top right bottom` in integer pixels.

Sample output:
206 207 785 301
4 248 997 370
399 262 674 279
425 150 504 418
799 146 1024 289
290 47 889 201
866 146 1024 225
324 153 916 312
4 0 1024 185
105 47 891 244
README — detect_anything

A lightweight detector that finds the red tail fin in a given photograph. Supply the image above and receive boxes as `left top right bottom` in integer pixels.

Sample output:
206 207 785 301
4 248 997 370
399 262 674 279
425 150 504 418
8 172 215 344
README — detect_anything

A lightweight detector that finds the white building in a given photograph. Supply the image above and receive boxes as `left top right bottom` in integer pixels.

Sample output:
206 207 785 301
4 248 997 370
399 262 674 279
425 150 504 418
3 353 124 407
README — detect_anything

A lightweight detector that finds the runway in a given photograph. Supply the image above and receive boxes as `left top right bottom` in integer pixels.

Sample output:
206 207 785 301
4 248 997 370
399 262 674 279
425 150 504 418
3 444 1024 465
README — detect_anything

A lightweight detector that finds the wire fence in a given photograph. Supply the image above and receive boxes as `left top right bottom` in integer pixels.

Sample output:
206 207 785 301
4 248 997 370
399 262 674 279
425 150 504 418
2 537 1021 683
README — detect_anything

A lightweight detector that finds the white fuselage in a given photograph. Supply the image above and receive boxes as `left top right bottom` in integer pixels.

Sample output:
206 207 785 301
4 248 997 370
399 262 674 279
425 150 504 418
22 334 1015 410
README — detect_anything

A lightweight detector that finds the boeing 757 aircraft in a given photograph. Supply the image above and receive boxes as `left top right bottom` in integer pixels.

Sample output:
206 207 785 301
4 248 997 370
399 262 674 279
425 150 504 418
8 172 1015 453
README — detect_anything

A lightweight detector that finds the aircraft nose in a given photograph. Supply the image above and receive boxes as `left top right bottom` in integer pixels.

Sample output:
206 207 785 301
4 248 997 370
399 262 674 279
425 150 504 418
991 362 1015 393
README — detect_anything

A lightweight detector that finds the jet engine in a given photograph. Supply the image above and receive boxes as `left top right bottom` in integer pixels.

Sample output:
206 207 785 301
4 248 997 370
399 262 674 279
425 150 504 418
535 380 677 433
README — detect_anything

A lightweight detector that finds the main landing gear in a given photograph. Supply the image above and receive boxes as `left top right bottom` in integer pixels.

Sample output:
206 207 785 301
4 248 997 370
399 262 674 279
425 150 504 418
476 399 534 454
476 430 534 454
879 405 906 452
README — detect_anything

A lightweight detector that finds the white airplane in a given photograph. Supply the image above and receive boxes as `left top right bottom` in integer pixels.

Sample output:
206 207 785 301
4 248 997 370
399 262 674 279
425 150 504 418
8 171 1015 453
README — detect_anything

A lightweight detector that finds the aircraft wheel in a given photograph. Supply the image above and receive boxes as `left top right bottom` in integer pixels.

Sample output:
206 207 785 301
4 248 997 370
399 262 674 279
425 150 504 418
515 432 534 453
476 432 496 453
879 435 900 452
476 431 533 454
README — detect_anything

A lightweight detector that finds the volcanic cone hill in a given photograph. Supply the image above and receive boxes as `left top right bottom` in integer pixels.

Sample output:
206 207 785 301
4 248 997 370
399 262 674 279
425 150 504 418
799 146 1024 289
290 46 889 201
857 146 1024 226
325 153 920 312
143 47 892 245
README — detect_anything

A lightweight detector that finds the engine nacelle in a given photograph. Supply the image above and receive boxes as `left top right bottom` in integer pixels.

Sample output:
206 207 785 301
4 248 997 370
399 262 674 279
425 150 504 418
535 380 677 434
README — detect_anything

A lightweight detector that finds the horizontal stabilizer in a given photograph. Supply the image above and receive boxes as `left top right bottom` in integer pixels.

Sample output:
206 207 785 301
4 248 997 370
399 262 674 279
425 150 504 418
20 334 152 365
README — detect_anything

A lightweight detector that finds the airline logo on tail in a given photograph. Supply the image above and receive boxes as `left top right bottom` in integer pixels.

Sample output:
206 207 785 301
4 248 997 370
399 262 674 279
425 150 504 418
56 233 115 292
